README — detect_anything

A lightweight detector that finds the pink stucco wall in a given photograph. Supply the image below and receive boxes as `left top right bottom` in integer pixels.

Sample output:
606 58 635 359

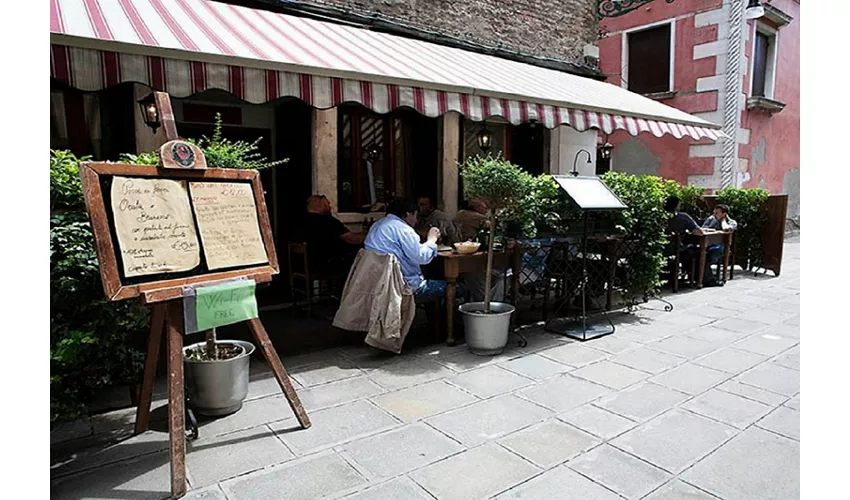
598 0 800 220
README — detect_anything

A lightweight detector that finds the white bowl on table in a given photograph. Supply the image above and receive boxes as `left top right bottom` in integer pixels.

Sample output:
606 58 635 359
453 242 481 254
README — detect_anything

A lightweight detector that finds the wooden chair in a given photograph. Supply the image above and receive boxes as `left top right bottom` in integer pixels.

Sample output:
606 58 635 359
287 242 339 316
666 234 698 292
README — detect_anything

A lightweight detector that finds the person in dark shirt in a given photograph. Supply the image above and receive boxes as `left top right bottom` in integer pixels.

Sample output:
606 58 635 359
294 195 365 276
664 196 722 287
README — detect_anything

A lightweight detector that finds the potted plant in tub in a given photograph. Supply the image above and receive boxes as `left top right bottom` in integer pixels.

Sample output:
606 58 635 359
183 328 255 416
459 154 532 355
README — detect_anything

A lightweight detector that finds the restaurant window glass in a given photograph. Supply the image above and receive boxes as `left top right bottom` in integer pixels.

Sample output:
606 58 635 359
627 23 672 95
751 25 778 98
337 105 412 212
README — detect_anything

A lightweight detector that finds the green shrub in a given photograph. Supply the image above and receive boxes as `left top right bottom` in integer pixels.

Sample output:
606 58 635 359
601 171 670 302
188 113 288 170
715 186 769 269
50 152 148 423
503 173 572 239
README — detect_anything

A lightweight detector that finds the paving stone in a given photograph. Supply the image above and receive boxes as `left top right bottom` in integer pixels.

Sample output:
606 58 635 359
756 406 800 440
51 451 170 500
409 442 541 500
715 380 789 407
447 365 534 399
643 479 719 500
681 427 799 500
770 346 800 371
518 375 612 413
247 373 293 401
690 306 741 320
272 400 399 455
221 451 366 500
649 363 730 395
656 313 716 331
341 423 463 479
299 376 387 411
558 404 637 439
734 363 800 397
692 348 767 374
52 430 169 477
571 360 650 390
290 360 364 387
197 395 298 437
733 308 796 325
498 353 574 380
784 393 800 410
764 323 800 339
713 317 769 335
186 425 293 487
681 389 773 429
431 348 522 373
731 333 798 357
567 444 671 499
610 409 736 474
498 419 598 468
784 315 800 326
51 419 93 446
367 358 457 390
650 336 718 359
496 465 621 500
183 485 228 500
595 383 690 422
610 347 686 375
340 477 433 500
371 380 478 422
612 326 669 344
539 344 609 367
583 336 641 354
425 394 553 446
684 326 750 344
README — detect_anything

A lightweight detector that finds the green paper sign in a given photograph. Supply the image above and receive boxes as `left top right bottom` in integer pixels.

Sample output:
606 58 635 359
195 279 258 331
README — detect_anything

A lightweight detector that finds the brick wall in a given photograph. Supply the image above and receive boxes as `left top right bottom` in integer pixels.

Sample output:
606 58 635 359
294 0 598 65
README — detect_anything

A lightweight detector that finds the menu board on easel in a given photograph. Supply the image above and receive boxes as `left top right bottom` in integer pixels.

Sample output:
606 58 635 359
80 161 278 303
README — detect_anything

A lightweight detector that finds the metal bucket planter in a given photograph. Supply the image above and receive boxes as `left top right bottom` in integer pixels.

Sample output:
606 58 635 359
458 302 516 356
183 340 255 417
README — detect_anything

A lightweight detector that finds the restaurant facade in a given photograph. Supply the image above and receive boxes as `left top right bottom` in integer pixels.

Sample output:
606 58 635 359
50 0 724 281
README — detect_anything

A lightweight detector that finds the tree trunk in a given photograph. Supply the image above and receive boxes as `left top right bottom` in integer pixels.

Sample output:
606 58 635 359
205 328 217 359
484 212 496 313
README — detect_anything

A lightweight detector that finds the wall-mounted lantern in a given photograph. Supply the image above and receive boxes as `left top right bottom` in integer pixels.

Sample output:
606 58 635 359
137 93 160 133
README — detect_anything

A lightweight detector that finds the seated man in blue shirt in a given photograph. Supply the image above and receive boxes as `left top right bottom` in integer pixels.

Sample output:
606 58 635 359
701 204 737 266
364 198 447 300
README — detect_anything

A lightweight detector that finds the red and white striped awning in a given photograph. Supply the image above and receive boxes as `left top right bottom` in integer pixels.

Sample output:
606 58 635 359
50 0 723 140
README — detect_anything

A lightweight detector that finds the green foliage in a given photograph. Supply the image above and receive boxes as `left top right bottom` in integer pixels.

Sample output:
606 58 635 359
503 174 572 239
50 150 89 211
119 151 160 166
663 180 708 221
601 171 670 301
188 113 288 170
460 154 533 212
50 151 149 423
715 186 769 269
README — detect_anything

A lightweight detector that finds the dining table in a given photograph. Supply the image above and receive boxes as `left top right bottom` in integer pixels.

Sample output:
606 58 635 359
435 248 520 346
685 230 734 288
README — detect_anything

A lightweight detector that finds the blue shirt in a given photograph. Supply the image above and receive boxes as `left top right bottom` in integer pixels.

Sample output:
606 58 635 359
364 214 438 290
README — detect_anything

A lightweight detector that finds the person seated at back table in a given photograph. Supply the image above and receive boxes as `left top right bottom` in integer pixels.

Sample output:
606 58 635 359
365 198 448 301
702 204 738 269
293 195 365 277
415 194 461 245
453 197 489 242
663 195 723 287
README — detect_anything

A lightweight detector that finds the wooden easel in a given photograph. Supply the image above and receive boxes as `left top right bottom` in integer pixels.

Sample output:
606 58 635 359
132 289 310 498
79 92 310 499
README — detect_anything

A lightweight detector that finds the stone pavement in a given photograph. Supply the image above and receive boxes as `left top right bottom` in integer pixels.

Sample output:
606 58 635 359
50 238 800 500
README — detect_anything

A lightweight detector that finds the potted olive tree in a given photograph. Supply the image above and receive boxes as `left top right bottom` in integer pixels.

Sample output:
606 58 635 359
459 154 532 355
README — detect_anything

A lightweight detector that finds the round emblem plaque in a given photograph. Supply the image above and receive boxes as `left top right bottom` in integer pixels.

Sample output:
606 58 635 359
171 142 196 168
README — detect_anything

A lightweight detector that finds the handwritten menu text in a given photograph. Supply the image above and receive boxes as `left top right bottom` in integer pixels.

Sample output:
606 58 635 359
110 177 201 277
190 182 268 270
